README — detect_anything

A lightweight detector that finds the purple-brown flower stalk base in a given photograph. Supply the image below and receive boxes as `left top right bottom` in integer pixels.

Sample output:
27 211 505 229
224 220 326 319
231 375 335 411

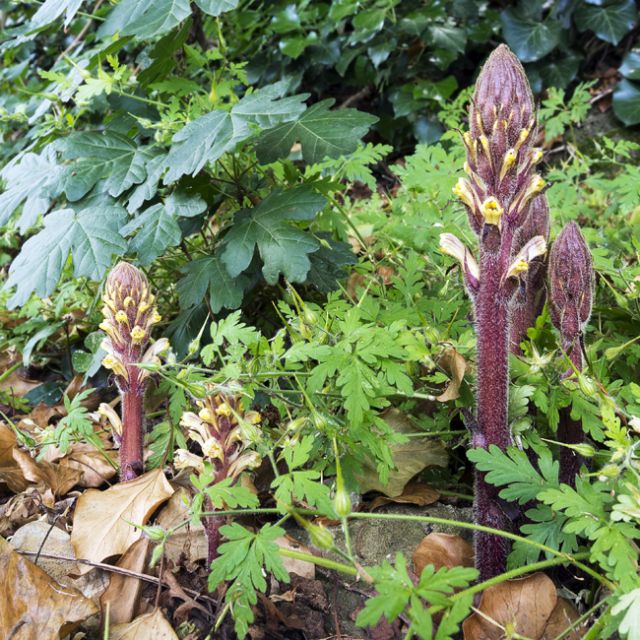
443 45 550 580
549 222 594 486
176 394 262 565
100 262 163 482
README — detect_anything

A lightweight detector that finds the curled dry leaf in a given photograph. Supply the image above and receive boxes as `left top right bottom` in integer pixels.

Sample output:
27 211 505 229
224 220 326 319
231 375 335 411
111 609 179 640
13 448 82 496
101 537 150 626
71 469 174 569
0 536 97 640
436 348 466 402
155 487 208 566
0 423 28 493
541 597 584 640
370 482 440 510
462 573 557 640
356 409 447 496
412 532 474 576
59 444 118 488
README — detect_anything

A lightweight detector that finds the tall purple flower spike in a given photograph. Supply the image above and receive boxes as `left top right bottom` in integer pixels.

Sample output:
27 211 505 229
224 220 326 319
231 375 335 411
548 221 594 484
440 45 548 580
100 263 166 481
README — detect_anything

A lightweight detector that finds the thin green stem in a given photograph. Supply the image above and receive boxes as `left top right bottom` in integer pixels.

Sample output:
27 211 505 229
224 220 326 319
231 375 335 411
348 512 613 589
278 548 357 577
0 362 22 384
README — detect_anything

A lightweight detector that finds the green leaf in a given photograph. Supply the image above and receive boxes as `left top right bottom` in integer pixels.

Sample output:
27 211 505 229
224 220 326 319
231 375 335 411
29 0 83 29
427 24 466 54
163 86 308 183
620 50 640 80
612 589 640 640
163 111 241 183
613 79 640 126
574 0 637 45
204 477 259 509
220 185 326 283
4 199 127 307
177 255 249 312
100 0 192 39
255 99 378 164
500 10 562 62
194 0 239 16
232 83 308 128
467 445 559 504
165 191 207 217
0 147 63 230
60 132 147 201
122 204 182 265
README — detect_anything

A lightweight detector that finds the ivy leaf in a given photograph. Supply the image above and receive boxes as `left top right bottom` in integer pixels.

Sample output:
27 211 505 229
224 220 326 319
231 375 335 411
122 204 181 265
0 147 63 230
221 185 326 283
500 10 562 62
60 131 145 201
574 0 637 45
194 0 240 16
5 199 126 307
100 0 191 40
620 50 640 80
255 99 378 164
613 79 640 126
176 255 249 312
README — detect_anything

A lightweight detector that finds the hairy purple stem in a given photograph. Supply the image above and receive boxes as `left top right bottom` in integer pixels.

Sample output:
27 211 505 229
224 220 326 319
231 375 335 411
474 245 513 579
120 386 144 481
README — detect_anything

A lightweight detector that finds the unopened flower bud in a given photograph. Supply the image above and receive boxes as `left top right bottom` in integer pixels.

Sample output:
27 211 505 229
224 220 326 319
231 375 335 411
549 222 593 371
333 488 352 518
307 523 335 550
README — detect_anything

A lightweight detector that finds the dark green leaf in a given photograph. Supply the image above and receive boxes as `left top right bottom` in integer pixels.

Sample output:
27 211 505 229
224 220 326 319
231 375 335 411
255 99 378 164
500 10 562 62
177 255 249 312
613 79 640 126
100 0 191 39
5 199 127 307
574 0 637 45
620 50 640 80
0 147 63 230
194 0 239 17
220 185 326 283
122 204 182 265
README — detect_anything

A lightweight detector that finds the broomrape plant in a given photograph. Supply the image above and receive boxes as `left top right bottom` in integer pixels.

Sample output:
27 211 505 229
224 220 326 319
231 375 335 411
443 45 598 581
99 262 168 480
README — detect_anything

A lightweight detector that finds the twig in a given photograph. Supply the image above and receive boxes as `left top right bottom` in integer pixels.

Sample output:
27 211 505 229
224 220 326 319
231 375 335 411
16 550 217 605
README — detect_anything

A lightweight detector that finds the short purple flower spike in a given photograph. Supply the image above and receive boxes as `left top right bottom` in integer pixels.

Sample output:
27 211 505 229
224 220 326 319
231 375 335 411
549 222 594 484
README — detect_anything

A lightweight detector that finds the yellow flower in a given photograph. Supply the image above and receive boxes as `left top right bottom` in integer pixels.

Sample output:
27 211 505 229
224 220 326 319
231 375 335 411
481 197 504 226
130 325 146 344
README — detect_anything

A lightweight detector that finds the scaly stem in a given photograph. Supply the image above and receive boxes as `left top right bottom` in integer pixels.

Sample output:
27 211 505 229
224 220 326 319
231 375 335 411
474 246 512 580
120 389 144 481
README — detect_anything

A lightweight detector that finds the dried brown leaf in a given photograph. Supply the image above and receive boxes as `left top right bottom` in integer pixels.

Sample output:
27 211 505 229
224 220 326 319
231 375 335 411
0 423 28 493
275 535 316 579
541 597 584 640
101 537 150 625
59 445 117 488
13 448 82 496
111 609 178 640
412 533 474 576
0 536 97 639
71 469 174 569
437 348 466 402
462 573 557 640
370 482 440 510
155 487 208 566
356 409 447 496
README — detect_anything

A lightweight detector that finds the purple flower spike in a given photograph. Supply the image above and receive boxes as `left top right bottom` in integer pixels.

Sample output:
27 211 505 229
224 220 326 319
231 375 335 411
548 222 594 486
